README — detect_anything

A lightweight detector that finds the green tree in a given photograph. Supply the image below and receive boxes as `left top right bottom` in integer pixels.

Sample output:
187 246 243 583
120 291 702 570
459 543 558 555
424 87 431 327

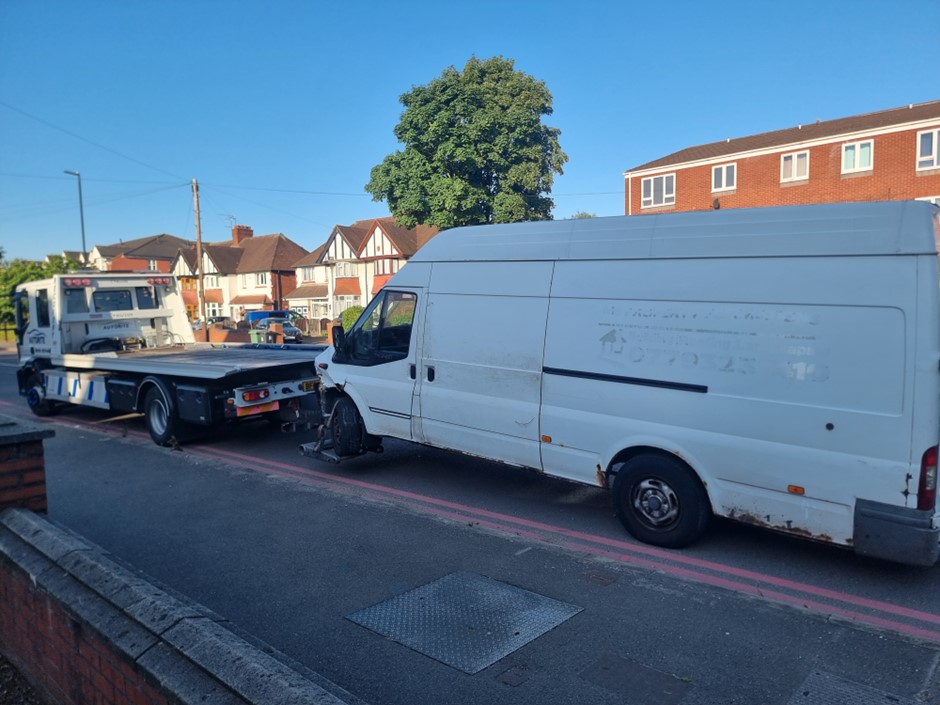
0 255 82 325
366 56 568 229
570 211 596 219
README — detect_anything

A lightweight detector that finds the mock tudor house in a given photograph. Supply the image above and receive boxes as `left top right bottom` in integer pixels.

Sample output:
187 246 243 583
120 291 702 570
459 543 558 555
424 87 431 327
284 217 439 328
623 100 940 215
172 225 308 322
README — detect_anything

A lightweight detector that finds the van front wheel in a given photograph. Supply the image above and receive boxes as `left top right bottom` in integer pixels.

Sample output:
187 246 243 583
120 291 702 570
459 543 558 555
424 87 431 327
613 454 710 549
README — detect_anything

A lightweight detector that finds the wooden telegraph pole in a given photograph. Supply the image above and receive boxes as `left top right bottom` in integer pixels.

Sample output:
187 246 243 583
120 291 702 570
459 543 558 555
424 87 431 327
192 179 207 340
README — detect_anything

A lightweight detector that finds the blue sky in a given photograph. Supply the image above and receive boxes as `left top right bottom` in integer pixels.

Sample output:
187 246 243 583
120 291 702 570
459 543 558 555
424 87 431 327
1 0 937 262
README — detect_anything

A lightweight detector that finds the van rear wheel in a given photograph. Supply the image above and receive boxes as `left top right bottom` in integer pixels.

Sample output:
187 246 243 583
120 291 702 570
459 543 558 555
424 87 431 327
613 454 710 548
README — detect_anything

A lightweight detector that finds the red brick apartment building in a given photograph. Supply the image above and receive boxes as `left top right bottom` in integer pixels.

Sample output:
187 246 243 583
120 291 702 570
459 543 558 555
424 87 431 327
623 101 940 214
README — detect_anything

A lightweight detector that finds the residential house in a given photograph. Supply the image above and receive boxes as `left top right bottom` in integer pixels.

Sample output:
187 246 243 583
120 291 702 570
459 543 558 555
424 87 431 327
284 217 439 325
623 100 940 215
87 234 194 272
283 244 328 328
172 225 309 322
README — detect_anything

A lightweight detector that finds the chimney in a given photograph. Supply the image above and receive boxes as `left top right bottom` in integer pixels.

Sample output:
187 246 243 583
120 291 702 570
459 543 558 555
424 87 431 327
232 225 253 246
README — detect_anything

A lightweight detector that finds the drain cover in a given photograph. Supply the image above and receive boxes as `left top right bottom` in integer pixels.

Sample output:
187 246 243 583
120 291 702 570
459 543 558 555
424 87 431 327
347 571 582 674
787 670 919 705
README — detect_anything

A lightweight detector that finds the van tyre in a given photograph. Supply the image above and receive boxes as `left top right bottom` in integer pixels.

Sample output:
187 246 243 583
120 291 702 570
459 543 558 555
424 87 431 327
613 454 710 548
330 397 364 457
144 387 179 447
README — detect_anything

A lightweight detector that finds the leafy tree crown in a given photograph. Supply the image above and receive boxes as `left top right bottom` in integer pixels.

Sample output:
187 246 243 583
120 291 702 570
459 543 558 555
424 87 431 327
366 56 568 230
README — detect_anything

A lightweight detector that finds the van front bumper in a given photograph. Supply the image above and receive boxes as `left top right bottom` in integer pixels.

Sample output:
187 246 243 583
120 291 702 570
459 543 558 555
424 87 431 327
854 499 940 567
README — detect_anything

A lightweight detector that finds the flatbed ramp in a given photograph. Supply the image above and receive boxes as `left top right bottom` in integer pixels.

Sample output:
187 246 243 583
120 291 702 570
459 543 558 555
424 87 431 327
50 343 327 379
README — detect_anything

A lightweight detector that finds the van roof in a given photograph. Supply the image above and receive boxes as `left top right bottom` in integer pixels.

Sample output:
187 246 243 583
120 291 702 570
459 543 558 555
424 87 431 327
409 201 939 263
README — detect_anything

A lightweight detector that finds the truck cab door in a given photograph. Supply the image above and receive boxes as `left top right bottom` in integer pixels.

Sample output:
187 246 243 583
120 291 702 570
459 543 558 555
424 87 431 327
16 286 54 359
331 288 423 441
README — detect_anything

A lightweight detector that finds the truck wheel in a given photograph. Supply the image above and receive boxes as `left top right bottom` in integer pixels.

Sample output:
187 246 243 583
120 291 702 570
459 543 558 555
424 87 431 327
25 374 55 417
612 454 711 549
330 397 363 457
144 387 178 447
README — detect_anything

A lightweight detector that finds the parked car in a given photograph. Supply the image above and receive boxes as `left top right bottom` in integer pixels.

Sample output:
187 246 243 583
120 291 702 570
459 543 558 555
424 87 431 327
254 317 303 343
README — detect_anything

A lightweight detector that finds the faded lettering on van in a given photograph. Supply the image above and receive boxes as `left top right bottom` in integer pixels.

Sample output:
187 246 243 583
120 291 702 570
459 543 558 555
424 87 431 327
552 298 903 414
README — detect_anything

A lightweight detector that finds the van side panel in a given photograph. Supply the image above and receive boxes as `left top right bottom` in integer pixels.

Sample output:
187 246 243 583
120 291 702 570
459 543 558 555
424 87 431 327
415 261 553 468
541 255 919 545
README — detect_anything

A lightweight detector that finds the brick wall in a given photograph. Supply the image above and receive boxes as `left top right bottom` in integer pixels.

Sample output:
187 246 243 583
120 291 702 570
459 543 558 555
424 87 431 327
0 419 52 513
625 125 940 214
0 415 355 705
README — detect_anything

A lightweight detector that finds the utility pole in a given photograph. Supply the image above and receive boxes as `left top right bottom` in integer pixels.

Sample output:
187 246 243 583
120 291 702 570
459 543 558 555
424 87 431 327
192 179 207 340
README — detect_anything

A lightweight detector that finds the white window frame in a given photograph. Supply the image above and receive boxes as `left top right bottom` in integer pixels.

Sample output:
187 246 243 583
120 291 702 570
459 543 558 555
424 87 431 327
841 140 873 174
712 163 736 193
641 173 676 208
780 150 810 183
336 261 357 278
256 272 267 287
917 129 940 171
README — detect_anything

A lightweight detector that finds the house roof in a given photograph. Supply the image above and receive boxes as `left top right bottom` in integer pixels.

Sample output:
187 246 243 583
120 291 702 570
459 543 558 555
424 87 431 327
175 243 244 276
94 233 194 260
284 283 328 300
334 278 361 296
292 243 327 268
626 100 940 173
371 217 440 258
236 233 309 273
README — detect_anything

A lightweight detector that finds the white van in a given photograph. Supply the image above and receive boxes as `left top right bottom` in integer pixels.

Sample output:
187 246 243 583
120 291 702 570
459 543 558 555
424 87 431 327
305 201 940 566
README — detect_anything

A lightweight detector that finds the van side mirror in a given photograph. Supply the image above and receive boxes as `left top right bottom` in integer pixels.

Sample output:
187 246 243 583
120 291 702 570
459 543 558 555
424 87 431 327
332 325 347 354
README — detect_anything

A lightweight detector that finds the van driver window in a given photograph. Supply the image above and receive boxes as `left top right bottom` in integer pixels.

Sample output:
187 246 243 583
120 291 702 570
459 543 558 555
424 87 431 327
349 291 416 364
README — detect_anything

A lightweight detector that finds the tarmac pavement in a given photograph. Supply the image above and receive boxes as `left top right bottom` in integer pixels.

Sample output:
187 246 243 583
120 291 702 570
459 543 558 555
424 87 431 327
16 409 940 705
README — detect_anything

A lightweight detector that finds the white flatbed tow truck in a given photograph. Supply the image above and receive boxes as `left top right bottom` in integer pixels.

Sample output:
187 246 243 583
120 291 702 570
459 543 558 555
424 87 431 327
13 272 323 445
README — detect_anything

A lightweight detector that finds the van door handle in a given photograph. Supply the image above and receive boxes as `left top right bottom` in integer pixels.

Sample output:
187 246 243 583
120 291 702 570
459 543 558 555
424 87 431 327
410 364 416 380
427 366 435 382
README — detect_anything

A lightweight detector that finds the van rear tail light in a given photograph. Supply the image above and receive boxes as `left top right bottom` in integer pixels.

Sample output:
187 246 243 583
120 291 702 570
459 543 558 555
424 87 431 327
917 445 938 511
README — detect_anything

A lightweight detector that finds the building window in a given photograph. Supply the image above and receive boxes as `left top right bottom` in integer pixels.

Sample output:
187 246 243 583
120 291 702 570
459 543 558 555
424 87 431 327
712 164 736 192
148 259 158 271
918 129 940 170
375 259 400 276
842 140 873 174
641 174 675 208
301 266 316 281
781 151 809 183
336 261 357 278
204 274 218 288
334 294 359 314
256 272 267 286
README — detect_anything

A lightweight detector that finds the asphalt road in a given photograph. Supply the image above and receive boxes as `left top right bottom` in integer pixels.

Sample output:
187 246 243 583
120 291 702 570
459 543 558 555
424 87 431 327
2 349 940 705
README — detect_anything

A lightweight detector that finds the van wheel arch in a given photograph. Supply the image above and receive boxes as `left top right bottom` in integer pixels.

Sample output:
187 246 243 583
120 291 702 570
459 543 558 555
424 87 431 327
609 448 712 549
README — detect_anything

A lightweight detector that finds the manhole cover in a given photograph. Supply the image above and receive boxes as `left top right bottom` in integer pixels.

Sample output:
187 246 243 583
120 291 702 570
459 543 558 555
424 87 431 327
347 571 582 674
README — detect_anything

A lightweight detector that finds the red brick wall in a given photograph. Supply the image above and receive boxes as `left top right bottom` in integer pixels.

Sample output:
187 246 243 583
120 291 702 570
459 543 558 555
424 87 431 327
0 440 47 514
626 126 940 214
0 568 172 705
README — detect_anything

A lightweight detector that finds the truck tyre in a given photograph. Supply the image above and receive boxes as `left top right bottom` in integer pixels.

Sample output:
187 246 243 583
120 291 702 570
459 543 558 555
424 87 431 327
25 374 55 417
144 387 179 447
612 454 711 549
330 397 363 457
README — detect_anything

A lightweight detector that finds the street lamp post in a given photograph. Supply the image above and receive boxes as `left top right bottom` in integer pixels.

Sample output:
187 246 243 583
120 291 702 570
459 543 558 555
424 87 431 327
63 170 87 265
